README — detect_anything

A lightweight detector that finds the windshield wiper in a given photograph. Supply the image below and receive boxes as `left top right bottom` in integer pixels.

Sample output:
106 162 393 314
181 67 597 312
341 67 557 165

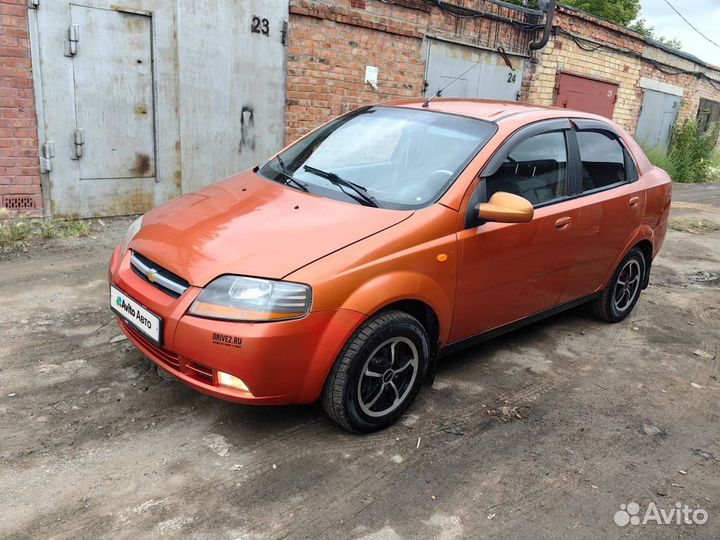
302 165 379 208
273 156 309 192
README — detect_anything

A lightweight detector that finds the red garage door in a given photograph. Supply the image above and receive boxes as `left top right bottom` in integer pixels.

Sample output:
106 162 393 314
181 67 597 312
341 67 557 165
554 73 618 119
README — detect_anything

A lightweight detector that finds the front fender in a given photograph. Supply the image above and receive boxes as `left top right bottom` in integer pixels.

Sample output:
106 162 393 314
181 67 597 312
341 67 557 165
339 270 454 343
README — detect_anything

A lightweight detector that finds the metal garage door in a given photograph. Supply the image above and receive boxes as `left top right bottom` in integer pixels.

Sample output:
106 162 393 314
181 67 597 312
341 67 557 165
697 98 720 135
29 0 287 217
176 0 288 194
554 73 618 119
635 88 681 149
30 1 181 217
424 39 525 101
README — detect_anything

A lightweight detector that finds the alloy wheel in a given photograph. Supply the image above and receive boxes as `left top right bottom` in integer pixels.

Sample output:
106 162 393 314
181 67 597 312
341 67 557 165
357 337 419 418
613 259 642 312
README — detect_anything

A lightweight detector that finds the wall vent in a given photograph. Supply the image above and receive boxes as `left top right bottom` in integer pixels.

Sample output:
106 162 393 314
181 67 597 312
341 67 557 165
350 0 366 8
2 195 37 210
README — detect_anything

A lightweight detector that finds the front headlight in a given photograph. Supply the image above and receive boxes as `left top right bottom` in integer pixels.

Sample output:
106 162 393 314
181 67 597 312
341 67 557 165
189 276 312 322
120 215 143 258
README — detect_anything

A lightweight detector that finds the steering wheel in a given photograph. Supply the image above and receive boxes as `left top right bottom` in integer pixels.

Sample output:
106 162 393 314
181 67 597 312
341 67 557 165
396 169 454 202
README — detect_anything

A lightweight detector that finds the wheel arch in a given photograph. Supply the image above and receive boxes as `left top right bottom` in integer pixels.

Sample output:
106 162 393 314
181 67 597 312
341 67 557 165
336 270 453 345
633 238 653 289
374 299 441 355
602 226 655 289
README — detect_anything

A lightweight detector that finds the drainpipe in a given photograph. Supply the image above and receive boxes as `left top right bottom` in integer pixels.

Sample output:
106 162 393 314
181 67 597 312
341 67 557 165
529 0 556 50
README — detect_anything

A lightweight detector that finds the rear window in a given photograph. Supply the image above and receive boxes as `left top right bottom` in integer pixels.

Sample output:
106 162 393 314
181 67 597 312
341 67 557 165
576 131 628 191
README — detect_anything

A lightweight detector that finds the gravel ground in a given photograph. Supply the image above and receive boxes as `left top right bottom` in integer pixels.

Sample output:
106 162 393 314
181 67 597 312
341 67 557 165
1 182 719 539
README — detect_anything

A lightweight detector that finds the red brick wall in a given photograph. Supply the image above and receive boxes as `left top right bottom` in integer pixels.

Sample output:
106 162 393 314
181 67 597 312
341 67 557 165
285 4 426 144
287 1 720 150
285 0 534 144
0 0 41 216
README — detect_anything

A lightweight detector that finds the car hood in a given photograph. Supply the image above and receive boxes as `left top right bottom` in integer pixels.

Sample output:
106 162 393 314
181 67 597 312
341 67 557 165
130 170 412 286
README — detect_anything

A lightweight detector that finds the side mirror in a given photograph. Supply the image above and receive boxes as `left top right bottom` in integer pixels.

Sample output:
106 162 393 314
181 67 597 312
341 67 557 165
478 192 534 223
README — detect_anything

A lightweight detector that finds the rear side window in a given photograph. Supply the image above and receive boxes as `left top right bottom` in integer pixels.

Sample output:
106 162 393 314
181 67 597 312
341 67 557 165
576 131 628 191
485 131 568 206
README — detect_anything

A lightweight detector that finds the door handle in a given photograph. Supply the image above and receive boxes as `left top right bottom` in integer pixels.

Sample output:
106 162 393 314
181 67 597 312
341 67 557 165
629 196 640 207
555 216 572 230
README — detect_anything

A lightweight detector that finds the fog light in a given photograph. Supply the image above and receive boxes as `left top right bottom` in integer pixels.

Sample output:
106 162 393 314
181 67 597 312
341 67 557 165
217 371 249 392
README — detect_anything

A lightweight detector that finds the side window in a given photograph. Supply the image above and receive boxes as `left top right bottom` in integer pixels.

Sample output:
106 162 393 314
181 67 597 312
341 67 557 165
576 130 628 191
485 131 568 206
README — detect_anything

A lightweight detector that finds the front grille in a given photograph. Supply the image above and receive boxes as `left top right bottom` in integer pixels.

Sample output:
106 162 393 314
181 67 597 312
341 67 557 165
120 319 180 370
120 319 216 385
130 251 189 298
185 362 214 383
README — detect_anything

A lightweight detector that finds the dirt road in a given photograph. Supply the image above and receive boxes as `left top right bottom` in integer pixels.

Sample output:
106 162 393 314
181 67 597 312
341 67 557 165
1 183 719 539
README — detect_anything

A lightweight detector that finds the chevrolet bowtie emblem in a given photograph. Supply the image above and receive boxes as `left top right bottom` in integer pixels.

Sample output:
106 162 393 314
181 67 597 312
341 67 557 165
147 268 159 283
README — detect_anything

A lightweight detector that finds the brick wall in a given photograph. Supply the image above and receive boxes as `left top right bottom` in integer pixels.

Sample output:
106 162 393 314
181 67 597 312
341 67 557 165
286 1 720 150
639 48 720 129
525 7 645 132
526 5 720 145
0 0 41 216
285 0 427 143
285 0 534 143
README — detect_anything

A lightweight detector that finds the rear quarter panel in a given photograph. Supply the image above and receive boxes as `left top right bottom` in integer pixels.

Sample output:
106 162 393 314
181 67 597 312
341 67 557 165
642 166 672 258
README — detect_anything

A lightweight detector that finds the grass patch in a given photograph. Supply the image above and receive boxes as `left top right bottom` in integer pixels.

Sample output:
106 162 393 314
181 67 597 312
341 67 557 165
0 217 98 249
643 121 720 183
668 217 720 234
707 150 720 182
644 145 674 175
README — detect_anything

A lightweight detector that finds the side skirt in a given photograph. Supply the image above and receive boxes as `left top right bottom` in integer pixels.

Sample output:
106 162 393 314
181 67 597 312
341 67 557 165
439 292 602 358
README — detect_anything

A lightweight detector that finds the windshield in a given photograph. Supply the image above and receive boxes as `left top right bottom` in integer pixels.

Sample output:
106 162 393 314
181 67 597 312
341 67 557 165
258 106 497 209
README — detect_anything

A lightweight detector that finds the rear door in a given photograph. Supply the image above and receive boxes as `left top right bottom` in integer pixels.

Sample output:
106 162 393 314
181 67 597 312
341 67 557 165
561 120 645 302
450 121 580 343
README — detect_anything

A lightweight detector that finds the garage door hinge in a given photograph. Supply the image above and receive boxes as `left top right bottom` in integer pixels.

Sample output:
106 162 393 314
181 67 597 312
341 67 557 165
28 0 39 9
71 129 84 160
64 24 79 57
39 141 54 173
281 20 288 46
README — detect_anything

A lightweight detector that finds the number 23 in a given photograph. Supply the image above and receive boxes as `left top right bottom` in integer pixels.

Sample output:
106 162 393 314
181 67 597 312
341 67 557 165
251 16 269 36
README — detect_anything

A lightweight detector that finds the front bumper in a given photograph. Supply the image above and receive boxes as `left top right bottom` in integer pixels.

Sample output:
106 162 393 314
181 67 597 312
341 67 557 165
109 246 365 405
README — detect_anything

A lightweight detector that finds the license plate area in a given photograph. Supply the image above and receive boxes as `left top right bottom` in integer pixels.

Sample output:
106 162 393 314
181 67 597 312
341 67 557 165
110 285 163 346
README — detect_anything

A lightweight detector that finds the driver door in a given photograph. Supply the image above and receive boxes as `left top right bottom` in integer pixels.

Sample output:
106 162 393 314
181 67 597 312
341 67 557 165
449 123 580 343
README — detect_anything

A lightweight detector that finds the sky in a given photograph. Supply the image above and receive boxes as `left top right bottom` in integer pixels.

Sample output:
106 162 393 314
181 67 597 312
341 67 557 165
638 0 720 66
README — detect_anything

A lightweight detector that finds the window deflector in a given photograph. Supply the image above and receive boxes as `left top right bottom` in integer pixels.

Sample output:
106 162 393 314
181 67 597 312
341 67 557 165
480 119 572 178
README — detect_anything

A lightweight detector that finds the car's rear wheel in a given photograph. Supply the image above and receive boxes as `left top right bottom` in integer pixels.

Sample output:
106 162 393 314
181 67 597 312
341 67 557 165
591 247 646 323
321 310 429 433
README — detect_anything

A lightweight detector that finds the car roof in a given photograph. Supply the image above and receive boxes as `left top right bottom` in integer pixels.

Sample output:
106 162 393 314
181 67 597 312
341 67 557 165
382 98 612 126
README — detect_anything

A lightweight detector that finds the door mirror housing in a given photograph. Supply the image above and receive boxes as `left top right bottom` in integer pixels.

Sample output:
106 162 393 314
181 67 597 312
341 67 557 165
478 192 534 223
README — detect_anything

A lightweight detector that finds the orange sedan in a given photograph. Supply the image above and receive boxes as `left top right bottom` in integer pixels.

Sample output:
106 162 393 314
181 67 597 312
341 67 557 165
109 99 671 432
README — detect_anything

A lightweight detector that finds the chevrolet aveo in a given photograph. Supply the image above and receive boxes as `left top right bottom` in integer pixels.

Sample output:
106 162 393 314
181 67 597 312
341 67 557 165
109 99 671 432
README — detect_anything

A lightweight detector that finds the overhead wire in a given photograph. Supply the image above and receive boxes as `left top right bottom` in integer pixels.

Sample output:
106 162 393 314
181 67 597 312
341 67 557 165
662 0 720 49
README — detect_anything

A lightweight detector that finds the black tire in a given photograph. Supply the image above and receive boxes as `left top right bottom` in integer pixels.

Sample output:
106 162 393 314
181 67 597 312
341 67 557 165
591 247 646 323
321 310 429 433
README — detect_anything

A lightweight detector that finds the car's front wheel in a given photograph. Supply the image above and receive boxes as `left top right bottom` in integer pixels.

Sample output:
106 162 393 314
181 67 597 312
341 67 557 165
321 310 429 433
591 247 646 322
